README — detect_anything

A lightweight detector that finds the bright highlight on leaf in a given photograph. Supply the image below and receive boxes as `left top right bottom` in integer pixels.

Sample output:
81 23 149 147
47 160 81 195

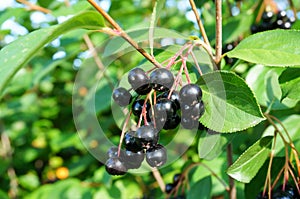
226 29 300 67
0 11 105 99
227 136 273 183
197 71 265 133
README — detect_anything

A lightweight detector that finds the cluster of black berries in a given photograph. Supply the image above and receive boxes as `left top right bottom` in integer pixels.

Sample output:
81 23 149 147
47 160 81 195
106 67 204 175
222 42 238 65
251 10 296 34
256 184 300 199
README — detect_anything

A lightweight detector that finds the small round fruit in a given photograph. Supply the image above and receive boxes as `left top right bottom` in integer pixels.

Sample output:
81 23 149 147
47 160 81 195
123 131 143 152
105 157 127 175
173 173 181 185
112 87 132 107
262 11 274 22
155 98 177 118
132 99 150 117
146 144 167 167
123 150 145 169
128 68 152 95
277 184 299 199
165 183 175 194
277 10 287 20
150 68 174 91
107 146 125 158
163 114 180 130
136 124 159 148
181 115 198 129
179 84 202 106
159 91 180 109
272 190 293 199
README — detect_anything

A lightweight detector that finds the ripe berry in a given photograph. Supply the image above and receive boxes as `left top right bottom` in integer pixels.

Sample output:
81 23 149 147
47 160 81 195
159 90 180 109
112 87 132 107
163 114 180 130
173 173 181 185
155 98 177 118
150 68 174 91
262 11 274 22
277 184 299 199
277 10 288 20
179 84 202 106
105 157 127 175
272 190 293 199
128 68 152 95
146 144 167 167
136 124 159 149
123 131 143 152
132 99 150 117
123 150 145 169
165 183 175 194
107 146 124 158
181 115 198 129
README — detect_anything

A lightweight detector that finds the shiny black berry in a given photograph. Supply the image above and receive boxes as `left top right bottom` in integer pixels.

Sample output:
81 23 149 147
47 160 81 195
146 144 167 167
128 68 152 95
272 190 293 199
173 173 181 185
150 68 174 91
132 99 150 117
163 114 180 130
136 124 159 149
165 183 175 194
181 115 198 129
262 11 274 22
107 146 124 159
277 10 288 20
179 84 202 106
159 90 180 109
123 131 143 152
155 98 177 118
277 184 300 199
105 157 127 175
123 150 145 169
112 87 132 107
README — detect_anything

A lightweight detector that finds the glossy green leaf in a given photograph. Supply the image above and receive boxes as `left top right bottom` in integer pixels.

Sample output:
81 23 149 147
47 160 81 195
0 11 105 98
263 114 300 156
227 29 300 66
187 176 212 199
246 65 298 110
279 68 300 101
227 136 273 183
197 71 265 133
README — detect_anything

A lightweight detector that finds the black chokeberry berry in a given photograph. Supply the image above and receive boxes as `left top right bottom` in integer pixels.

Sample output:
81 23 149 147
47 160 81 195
146 144 167 167
123 150 145 169
132 99 150 117
163 114 180 130
272 190 293 199
262 11 274 22
277 184 300 199
181 115 198 129
159 90 180 109
123 131 143 152
155 98 177 118
179 84 202 106
136 124 159 149
165 183 175 194
105 157 127 175
150 68 174 91
173 173 181 185
277 10 288 20
128 68 152 95
107 146 124 159
112 87 132 107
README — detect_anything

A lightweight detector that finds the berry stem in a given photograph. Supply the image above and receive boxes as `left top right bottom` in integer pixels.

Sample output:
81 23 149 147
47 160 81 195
226 143 237 199
188 0 212 55
215 0 222 68
181 55 191 84
151 167 165 193
118 110 132 156
165 43 191 69
190 50 203 76
87 0 162 68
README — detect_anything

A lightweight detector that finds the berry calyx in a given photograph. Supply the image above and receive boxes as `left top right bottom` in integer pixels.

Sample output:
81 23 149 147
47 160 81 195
128 68 152 95
179 84 202 106
150 68 174 91
112 87 132 107
105 157 127 175
146 144 167 167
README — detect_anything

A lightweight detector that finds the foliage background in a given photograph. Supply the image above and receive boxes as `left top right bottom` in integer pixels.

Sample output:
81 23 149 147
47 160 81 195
0 0 299 199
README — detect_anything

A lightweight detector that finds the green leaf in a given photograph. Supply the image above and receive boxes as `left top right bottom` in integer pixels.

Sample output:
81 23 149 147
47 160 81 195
263 114 300 156
227 136 273 183
279 68 300 101
246 65 298 110
0 11 105 98
227 29 300 66
197 71 265 133
187 176 212 199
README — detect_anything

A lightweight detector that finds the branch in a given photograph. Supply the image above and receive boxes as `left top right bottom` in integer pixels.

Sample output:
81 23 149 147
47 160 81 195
87 0 162 68
227 143 237 199
16 0 51 14
189 0 212 55
215 0 222 68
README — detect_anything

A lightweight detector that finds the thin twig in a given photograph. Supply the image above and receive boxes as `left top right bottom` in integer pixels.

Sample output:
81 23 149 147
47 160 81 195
189 0 212 55
227 143 236 199
17 0 51 13
87 0 162 68
152 168 165 193
215 0 222 68
83 34 115 90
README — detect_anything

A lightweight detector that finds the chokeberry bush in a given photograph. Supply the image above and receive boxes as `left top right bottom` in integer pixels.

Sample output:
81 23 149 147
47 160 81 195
0 0 299 199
